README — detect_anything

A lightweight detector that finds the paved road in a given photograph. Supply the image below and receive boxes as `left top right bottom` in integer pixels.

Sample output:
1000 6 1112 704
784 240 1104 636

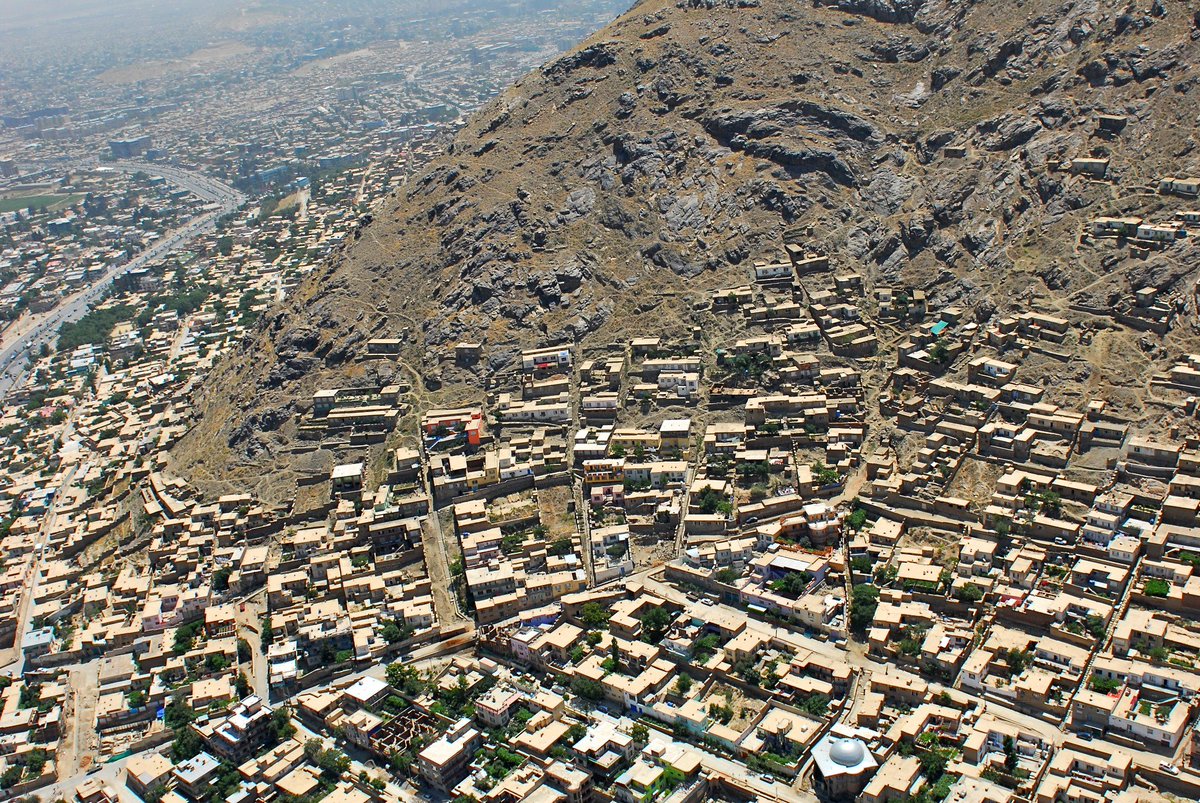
0 161 245 400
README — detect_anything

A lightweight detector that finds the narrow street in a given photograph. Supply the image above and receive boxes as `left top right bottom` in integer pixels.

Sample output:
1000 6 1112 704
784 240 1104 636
59 664 101 778
418 475 471 627
235 590 270 701
0 460 81 674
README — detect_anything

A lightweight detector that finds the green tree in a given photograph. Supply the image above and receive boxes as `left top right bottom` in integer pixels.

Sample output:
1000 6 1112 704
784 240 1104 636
847 508 868 531
641 606 672 643
691 633 721 662
920 748 950 781
768 571 812 597
267 707 296 745
173 620 203 654
799 694 830 717
631 724 649 744
172 727 203 761
580 602 610 628
850 584 880 633
1003 735 1019 773
570 677 604 701
381 621 403 643
954 583 985 603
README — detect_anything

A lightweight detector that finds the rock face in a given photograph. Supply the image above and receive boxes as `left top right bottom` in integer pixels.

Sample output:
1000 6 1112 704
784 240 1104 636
180 0 1200 498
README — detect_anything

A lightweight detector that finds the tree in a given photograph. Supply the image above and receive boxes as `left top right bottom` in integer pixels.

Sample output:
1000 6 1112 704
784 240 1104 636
1003 735 1019 773
164 695 195 730
954 583 985 603
799 694 829 717
0 766 22 789
641 606 672 643
691 634 720 662
847 508 868 531
631 724 649 744
381 621 403 643
697 487 725 514
675 674 693 696
768 571 812 598
570 677 604 701
1083 615 1106 639
236 672 252 699
172 727 203 761
608 638 622 672
317 747 350 778
920 748 950 781
173 620 203 654
849 584 880 634
261 615 274 650
267 707 296 745
580 602 610 628
1005 649 1033 676
812 463 840 486
212 567 232 592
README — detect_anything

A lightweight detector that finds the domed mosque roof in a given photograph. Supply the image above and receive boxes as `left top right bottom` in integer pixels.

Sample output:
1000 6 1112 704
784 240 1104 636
828 738 868 767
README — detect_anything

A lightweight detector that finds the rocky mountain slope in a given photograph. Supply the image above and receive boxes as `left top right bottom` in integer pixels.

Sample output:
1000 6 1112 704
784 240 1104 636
177 0 1200 501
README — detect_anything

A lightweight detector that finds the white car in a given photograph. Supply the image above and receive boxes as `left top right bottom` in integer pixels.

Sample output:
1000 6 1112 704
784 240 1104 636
1159 762 1179 775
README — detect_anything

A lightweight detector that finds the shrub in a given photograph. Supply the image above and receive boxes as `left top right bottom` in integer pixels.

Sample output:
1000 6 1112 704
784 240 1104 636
1088 674 1120 693
1144 579 1170 597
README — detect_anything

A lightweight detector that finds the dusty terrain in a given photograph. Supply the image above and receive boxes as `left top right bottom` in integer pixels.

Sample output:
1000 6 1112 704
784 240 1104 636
177 0 1200 502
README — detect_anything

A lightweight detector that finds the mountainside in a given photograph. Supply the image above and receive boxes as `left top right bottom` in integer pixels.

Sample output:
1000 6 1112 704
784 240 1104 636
178 0 1200 501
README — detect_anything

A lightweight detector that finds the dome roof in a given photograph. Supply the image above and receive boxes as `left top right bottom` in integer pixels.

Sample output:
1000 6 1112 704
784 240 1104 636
828 738 867 767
